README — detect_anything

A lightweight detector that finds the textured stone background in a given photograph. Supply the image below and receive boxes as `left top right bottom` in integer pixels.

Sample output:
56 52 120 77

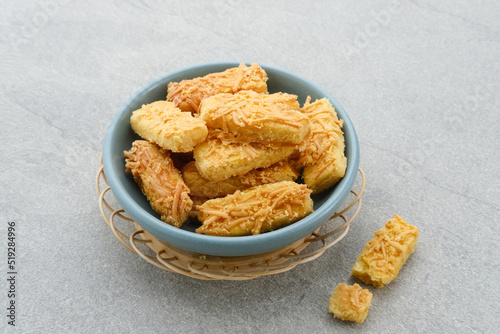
1 0 499 333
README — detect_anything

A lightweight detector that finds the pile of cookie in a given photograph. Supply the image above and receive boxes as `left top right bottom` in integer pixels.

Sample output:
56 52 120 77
123 63 347 236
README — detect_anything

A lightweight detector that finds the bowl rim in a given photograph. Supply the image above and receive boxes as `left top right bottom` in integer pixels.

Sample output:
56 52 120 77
103 62 360 256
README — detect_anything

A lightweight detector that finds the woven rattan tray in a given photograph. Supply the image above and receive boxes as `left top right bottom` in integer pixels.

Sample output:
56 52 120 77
97 161 365 280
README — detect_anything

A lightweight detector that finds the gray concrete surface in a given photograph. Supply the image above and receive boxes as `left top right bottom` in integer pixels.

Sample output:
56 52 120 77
1 0 499 333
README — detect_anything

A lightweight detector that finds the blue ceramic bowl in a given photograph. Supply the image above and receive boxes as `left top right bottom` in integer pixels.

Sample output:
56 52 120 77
103 62 359 256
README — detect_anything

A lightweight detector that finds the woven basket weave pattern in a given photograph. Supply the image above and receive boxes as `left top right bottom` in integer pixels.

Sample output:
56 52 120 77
96 162 365 280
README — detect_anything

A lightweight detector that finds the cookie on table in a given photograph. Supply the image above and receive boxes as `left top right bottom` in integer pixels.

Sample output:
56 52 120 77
351 214 419 288
329 283 373 323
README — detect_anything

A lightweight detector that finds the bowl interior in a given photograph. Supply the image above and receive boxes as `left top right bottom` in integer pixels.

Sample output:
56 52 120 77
103 62 359 256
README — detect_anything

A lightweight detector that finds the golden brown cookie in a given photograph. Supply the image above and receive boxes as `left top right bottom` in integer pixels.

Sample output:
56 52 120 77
124 140 192 227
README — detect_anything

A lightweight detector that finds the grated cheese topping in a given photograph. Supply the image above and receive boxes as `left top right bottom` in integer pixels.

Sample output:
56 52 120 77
130 101 208 153
329 283 373 323
199 90 308 144
196 181 313 236
167 63 268 114
193 136 296 182
361 217 417 275
124 140 192 227
182 159 299 199
297 97 344 167
352 214 419 288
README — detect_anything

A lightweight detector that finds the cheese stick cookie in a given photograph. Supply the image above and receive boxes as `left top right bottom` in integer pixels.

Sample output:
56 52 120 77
329 283 373 323
193 137 296 182
351 214 419 288
130 101 208 153
124 140 193 227
182 160 299 198
199 90 309 144
196 181 313 236
298 97 347 193
167 63 268 114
